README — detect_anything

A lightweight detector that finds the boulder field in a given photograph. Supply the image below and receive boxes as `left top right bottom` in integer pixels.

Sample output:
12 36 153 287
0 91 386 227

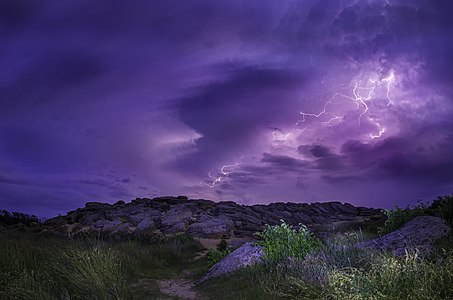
198 216 452 283
42 196 385 240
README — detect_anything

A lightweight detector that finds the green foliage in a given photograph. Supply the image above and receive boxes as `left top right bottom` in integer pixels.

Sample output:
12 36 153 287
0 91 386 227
216 238 229 252
203 231 453 300
255 220 320 263
0 210 39 226
379 199 429 235
59 246 129 299
206 239 231 267
327 250 453 300
0 233 204 300
379 194 453 235
430 195 453 226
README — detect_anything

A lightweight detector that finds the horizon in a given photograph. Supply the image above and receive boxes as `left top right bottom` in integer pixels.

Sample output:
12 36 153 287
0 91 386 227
1 0 453 217
0 193 439 219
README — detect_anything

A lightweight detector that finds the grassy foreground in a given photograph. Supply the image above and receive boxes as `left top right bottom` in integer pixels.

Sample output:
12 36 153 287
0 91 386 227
203 231 453 300
2 229 452 299
0 231 207 300
1 195 453 299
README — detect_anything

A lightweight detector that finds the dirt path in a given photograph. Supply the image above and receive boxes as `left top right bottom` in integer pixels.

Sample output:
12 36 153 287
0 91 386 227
158 278 199 299
158 250 211 299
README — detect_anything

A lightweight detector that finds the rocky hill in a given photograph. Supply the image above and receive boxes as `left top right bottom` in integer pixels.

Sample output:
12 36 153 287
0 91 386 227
42 196 385 240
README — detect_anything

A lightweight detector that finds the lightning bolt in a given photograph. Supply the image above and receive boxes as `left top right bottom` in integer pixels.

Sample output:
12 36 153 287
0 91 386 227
201 70 396 189
297 71 396 139
271 128 291 142
203 162 239 188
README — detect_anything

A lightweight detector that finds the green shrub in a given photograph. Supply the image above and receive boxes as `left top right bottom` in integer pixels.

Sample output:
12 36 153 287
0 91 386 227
255 220 320 263
378 200 428 235
203 228 453 300
430 195 453 226
206 239 231 267
379 195 453 235
0 210 39 226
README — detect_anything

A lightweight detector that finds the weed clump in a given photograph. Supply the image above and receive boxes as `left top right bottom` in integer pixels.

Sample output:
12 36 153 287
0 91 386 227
255 220 320 263
379 194 453 235
206 239 231 267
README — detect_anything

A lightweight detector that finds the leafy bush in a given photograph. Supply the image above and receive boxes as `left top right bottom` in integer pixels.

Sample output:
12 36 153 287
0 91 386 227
204 232 453 300
0 211 39 226
379 195 453 235
430 195 453 226
255 220 320 263
207 239 231 267
378 200 429 235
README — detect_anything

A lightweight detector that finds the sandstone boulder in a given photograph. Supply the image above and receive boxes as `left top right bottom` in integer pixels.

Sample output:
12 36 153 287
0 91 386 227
188 214 235 238
196 242 264 284
357 216 451 256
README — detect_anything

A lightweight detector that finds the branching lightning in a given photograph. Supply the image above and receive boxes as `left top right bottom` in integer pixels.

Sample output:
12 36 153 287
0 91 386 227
203 162 239 188
202 71 397 189
297 71 396 139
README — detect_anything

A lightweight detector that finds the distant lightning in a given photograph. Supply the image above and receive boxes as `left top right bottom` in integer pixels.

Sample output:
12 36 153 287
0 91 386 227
201 71 397 189
297 97 333 125
221 163 238 175
271 128 291 142
370 127 385 139
297 71 396 139
322 115 343 126
203 162 239 188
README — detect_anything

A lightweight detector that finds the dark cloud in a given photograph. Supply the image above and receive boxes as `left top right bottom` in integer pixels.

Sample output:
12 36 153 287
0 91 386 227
298 144 335 158
261 153 310 171
0 173 31 186
0 52 106 116
174 66 306 173
339 124 453 184
0 0 39 32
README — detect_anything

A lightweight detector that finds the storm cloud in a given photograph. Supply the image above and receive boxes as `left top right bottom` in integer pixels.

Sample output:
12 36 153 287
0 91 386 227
1 0 453 216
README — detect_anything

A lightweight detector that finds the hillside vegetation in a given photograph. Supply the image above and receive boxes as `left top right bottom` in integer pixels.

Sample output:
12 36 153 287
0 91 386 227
1 195 452 299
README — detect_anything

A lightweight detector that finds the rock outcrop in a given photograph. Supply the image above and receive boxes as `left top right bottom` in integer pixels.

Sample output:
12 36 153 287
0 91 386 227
196 242 264 284
357 216 451 256
43 196 385 240
197 216 452 283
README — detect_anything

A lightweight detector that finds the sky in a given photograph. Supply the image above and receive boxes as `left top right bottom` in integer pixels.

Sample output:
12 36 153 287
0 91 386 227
1 0 453 217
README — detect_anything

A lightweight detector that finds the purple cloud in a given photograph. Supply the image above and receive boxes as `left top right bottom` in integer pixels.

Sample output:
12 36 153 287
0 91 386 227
1 0 453 216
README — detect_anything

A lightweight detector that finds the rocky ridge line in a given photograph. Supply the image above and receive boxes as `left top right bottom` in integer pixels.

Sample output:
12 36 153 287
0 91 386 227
42 196 385 239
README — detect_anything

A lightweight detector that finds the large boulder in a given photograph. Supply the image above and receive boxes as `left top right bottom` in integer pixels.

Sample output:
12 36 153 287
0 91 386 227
357 216 451 256
187 214 235 238
196 242 265 284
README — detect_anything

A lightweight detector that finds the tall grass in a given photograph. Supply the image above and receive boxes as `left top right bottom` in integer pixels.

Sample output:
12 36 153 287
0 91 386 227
59 245 129 300
327 250 453 300
0 233 204 300
202 230 453 300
